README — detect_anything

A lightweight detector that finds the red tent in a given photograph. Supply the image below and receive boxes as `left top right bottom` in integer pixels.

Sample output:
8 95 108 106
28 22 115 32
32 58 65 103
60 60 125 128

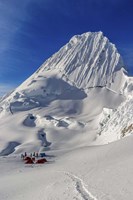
25 157 34 164
36 158 47 164
32 157 35 162
24 156 31 161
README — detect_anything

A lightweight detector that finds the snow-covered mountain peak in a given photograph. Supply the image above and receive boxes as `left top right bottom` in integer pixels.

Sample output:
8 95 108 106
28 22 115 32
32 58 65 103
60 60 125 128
0 31 127 112
0 31 132 157
17 31 125 95
69 31 103 44
34 31 126 91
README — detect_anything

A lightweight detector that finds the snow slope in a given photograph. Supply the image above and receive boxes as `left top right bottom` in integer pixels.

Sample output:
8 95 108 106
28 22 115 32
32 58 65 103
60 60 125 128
0 86 125 155
1 134 133 200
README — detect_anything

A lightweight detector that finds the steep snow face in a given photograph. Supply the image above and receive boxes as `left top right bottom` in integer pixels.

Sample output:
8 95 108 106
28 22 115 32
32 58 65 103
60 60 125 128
28 32 126 90
92 76 133 145
40 32 125 87
94 95 133 145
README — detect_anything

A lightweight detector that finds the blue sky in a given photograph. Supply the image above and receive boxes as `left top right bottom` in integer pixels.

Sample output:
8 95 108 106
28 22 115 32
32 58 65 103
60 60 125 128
0 0 133 96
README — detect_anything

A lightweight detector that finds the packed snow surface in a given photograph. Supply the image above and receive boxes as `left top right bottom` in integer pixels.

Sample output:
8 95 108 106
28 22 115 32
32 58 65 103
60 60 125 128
1 136 133 200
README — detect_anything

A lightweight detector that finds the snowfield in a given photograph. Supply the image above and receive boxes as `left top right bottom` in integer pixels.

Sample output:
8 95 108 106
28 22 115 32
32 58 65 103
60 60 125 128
1 136 133 200
0 31 133 200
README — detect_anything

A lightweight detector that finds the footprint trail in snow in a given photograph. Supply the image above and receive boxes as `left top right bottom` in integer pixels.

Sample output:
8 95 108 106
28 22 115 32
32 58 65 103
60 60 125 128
65 172 97 200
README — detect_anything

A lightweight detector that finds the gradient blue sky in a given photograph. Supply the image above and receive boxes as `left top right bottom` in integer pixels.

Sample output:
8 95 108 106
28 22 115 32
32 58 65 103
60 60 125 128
0 0 133 96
